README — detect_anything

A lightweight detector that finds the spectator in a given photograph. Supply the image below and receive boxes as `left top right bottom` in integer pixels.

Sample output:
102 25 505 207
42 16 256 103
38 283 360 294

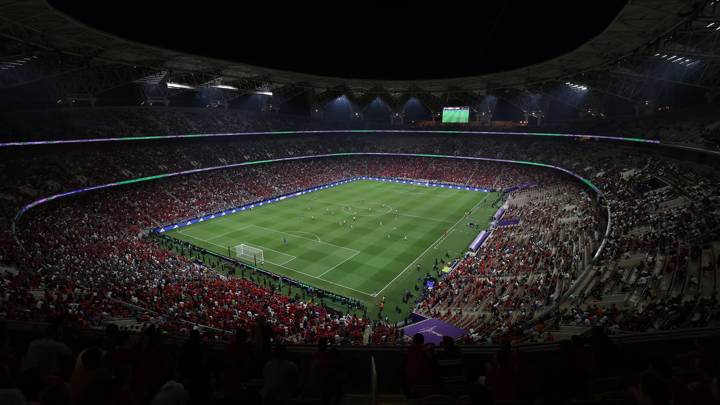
150 380 189 405
260 344 299 403
68 347 112 405
302 338 344 403
405 333 434 394
21 323 71 377
0 366 26 405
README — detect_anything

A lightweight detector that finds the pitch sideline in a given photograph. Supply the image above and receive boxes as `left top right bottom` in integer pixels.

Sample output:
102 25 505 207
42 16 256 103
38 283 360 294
373 193 492 297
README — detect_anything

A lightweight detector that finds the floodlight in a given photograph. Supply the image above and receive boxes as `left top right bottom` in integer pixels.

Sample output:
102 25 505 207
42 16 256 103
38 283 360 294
166 82 194 89
212 84 238 90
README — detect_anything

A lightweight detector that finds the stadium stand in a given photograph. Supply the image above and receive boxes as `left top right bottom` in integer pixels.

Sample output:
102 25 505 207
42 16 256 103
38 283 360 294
0 100 719 405
2 104 720 147
2 0 720 402
1 123 718 346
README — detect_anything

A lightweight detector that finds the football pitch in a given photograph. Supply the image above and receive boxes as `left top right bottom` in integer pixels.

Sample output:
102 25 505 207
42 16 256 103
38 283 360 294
165 179 498 320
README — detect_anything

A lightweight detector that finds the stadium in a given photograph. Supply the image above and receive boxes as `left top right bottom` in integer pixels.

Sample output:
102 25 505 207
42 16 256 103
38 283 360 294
0 0 719 404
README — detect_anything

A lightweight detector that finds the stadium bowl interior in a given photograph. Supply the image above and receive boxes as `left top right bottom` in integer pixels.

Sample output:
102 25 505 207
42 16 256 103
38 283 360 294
0 1 719 404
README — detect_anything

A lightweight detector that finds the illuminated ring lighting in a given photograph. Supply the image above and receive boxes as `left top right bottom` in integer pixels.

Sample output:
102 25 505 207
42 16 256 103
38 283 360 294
14 152 610 261
0 129 660 147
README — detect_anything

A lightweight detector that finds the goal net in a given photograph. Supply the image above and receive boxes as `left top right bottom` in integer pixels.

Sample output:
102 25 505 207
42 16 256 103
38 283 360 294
235 244 264 264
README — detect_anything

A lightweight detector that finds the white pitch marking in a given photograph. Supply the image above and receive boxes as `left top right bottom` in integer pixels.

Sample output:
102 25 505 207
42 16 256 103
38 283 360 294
176 228 372 296
318 250 361 277
285 231 322 242
246 224 360 255
374 193 492 297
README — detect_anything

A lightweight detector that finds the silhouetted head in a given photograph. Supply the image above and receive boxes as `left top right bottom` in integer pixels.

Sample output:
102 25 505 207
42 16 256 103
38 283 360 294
273 343 289 359
318 337 328 352
80 347 103 370
40 382 71 405
105 323 119 338
235 328 247 342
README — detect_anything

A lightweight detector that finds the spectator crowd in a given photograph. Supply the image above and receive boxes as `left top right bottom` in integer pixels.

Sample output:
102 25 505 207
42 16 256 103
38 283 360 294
0 107 718 352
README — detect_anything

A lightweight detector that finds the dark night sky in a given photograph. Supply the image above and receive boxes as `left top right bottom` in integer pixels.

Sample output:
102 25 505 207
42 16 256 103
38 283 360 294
50 0 627 80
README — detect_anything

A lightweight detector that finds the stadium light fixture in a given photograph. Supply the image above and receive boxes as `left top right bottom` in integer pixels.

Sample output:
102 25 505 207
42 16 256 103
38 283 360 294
565 82 588 91
655 53 697 66
707 22 715 28
212 84 238 90
255 90 273 96
0 55 39 70
166 82 195 90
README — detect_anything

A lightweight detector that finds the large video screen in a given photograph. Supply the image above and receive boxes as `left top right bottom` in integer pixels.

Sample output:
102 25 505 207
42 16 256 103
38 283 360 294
442 106 470 123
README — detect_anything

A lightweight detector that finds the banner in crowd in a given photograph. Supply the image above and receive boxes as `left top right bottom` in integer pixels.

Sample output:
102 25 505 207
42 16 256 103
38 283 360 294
496 218 521 227
469 230 490 251
503 181 538 193
402 318 467 344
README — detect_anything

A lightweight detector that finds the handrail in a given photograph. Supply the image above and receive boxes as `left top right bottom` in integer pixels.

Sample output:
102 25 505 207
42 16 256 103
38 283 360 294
1 318 717 351
0 129 662 148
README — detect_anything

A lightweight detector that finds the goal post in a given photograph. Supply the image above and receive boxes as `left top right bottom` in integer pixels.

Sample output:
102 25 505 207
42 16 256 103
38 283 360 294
235 244 264 264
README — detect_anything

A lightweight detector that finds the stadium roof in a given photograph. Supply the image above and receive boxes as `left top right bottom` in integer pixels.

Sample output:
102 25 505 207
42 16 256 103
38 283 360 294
0 0 698 93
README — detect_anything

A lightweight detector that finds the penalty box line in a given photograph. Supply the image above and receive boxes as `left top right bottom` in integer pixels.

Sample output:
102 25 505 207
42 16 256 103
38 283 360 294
244 224 363 279
373 193 492 297
176 230 296 266
245 224 360 255
271 259 376 298
317 250 360 277
235 242 297 266
176 229 373 298
181 224 254 244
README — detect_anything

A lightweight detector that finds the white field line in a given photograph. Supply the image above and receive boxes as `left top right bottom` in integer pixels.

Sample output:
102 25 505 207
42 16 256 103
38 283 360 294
195 224 254 243
318 250 361 277
178 230 296 267
271 260 376 297
177 230 235 252
395 211 454 224
277 256 296 266
285 231 321 241
374 194 491 297
309 197 454 224
247 224 360 255
433 229 456 248
235 242 297 266
177 228 373 297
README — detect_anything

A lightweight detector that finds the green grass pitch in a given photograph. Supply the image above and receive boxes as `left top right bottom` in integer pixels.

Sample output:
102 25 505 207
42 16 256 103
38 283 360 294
442 108 469 123
165 179 498 322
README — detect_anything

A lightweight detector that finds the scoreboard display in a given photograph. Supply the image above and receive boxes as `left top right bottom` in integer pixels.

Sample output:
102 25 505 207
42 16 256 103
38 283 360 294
442 106 470 123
